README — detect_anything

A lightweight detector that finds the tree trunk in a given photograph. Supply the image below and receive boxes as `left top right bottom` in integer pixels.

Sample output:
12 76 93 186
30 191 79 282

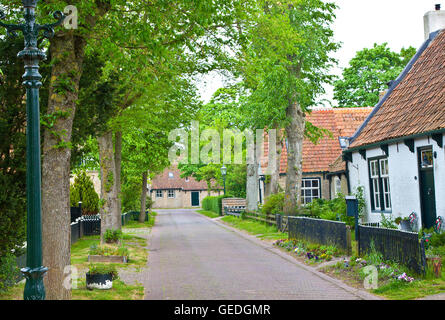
114 131 122 217
283 101 305 216
270 127 283 195
42 33 86 301
41 2 110 300
139 172 148 223
246 139 259 211
98 130 120 242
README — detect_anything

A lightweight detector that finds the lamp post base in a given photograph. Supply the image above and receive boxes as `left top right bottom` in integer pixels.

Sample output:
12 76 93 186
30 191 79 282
21 266 48 300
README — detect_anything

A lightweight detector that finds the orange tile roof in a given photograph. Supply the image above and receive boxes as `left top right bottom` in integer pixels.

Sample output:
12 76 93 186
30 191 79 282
350 29 445 148
261 107 372 173
150 165 221 191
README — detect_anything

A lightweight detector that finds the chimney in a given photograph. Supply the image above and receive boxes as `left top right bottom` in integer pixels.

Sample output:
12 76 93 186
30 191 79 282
424 4 445 40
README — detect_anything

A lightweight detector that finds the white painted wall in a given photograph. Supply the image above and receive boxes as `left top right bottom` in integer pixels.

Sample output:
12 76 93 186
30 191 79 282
347 134 445 229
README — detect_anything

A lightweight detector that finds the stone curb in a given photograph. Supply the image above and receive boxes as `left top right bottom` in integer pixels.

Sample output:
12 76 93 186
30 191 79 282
198 212 382 301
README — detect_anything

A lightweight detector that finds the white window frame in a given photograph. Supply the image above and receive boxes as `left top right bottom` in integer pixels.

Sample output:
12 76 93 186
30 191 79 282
369 157 392 212
156 190 163 198
301 178 321 205
168 189 175 199
380 159 391 211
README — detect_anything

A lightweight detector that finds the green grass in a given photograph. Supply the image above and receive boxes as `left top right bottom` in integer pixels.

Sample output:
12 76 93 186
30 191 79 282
72 278 144 300
221 215 287 240
71 234 148 270
0 282 25 300
196 209 220 219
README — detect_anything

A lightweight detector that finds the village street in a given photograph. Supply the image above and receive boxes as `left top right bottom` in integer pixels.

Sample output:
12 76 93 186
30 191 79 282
142 209 377 300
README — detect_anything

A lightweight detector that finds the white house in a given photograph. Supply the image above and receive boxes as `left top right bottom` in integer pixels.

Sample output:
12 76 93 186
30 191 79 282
343 7 445 230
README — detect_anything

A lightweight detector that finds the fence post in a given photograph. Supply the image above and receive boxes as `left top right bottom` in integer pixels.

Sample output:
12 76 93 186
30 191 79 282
346 226 352 256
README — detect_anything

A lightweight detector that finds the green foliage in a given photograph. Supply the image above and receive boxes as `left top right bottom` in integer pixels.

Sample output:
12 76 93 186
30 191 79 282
262 193 285 216
70 170 100 215
87 264 119 280
334 43 416 107
103 229 123 244
0 36 34 257
429 232 445 248
89 243 129 259
302 194 355 227
0 253 20 293
380 213 398 229
202 195 230 215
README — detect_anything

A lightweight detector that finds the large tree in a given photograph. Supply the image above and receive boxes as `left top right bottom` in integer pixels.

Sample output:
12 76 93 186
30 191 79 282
333 43 416 107
240 0 339 215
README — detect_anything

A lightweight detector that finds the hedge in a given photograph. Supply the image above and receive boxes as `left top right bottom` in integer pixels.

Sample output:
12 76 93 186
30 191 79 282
202 195 230 215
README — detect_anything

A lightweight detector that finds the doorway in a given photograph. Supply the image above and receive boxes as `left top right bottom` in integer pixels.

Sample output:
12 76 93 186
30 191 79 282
191 191 200 207
418 146 437 229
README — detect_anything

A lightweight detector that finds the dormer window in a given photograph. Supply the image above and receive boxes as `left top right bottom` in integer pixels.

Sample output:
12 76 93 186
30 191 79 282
168 172 174 179
185 177 189 182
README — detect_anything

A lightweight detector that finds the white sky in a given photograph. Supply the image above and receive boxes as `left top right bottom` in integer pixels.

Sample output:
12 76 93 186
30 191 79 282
197 0 441 106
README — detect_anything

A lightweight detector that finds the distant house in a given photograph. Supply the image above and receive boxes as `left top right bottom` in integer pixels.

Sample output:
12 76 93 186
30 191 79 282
260 107 372 204
149 165 222 209
343 15 445 229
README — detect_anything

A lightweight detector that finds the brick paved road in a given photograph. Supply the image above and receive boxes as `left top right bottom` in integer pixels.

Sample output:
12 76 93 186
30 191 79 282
144 209 372 300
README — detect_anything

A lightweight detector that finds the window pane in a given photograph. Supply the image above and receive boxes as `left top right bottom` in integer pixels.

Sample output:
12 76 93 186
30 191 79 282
312 180 319 188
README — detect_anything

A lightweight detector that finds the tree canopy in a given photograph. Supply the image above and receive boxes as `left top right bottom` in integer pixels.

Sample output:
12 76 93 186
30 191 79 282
333 43 416 107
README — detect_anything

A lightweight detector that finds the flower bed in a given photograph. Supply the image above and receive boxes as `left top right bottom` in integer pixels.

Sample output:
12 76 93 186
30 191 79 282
273 239 342 264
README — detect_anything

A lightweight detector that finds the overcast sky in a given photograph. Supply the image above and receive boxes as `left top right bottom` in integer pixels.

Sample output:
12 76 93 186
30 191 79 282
197 0 441 106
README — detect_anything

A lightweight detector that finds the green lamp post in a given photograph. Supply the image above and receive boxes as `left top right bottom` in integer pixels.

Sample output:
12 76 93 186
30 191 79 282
0 0 65 300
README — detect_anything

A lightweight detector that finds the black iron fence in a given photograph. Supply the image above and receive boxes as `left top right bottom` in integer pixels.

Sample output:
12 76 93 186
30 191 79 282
288 216 349 251
358 225 426 274
70 205 82 223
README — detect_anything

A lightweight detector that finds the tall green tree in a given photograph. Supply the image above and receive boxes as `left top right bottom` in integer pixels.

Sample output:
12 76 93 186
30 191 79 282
240 0 339 214
333 43 416 107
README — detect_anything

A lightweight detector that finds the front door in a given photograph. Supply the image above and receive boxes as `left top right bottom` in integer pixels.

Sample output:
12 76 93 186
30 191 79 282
418 147 437 229
191 191 200 207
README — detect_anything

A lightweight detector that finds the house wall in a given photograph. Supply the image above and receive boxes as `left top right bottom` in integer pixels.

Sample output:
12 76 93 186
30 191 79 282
151 189 221 209
347 134 445 229
328 173 348 199
264 172 331 201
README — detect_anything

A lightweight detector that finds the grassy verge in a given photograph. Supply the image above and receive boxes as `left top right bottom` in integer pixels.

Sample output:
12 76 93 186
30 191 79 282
0 282 25 300
72 278 144 300
319 253 445 300
221 215 287 241
196 209 220 219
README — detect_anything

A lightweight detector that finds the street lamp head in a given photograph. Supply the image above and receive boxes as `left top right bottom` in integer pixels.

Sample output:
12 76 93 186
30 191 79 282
220 165 227 177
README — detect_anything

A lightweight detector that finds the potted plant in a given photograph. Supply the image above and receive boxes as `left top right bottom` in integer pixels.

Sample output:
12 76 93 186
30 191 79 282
395 216 411 231
86 264 118 290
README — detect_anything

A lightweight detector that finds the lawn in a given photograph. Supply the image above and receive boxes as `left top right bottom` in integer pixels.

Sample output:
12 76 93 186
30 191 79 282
72 278 144 300
196 209 220 219
221 215 287 241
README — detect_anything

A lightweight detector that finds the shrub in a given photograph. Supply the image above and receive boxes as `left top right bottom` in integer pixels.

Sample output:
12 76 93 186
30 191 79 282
429 232 445 248
104 229 122 243
70 170 100 215
88 264 119 280
202 195 230 215
303 195 355 227
262 193 284 215
0 253 20 292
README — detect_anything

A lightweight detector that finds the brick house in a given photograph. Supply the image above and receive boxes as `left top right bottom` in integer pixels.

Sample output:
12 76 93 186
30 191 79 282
149 165 222 209
260 107 372 204
343 17 445 229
